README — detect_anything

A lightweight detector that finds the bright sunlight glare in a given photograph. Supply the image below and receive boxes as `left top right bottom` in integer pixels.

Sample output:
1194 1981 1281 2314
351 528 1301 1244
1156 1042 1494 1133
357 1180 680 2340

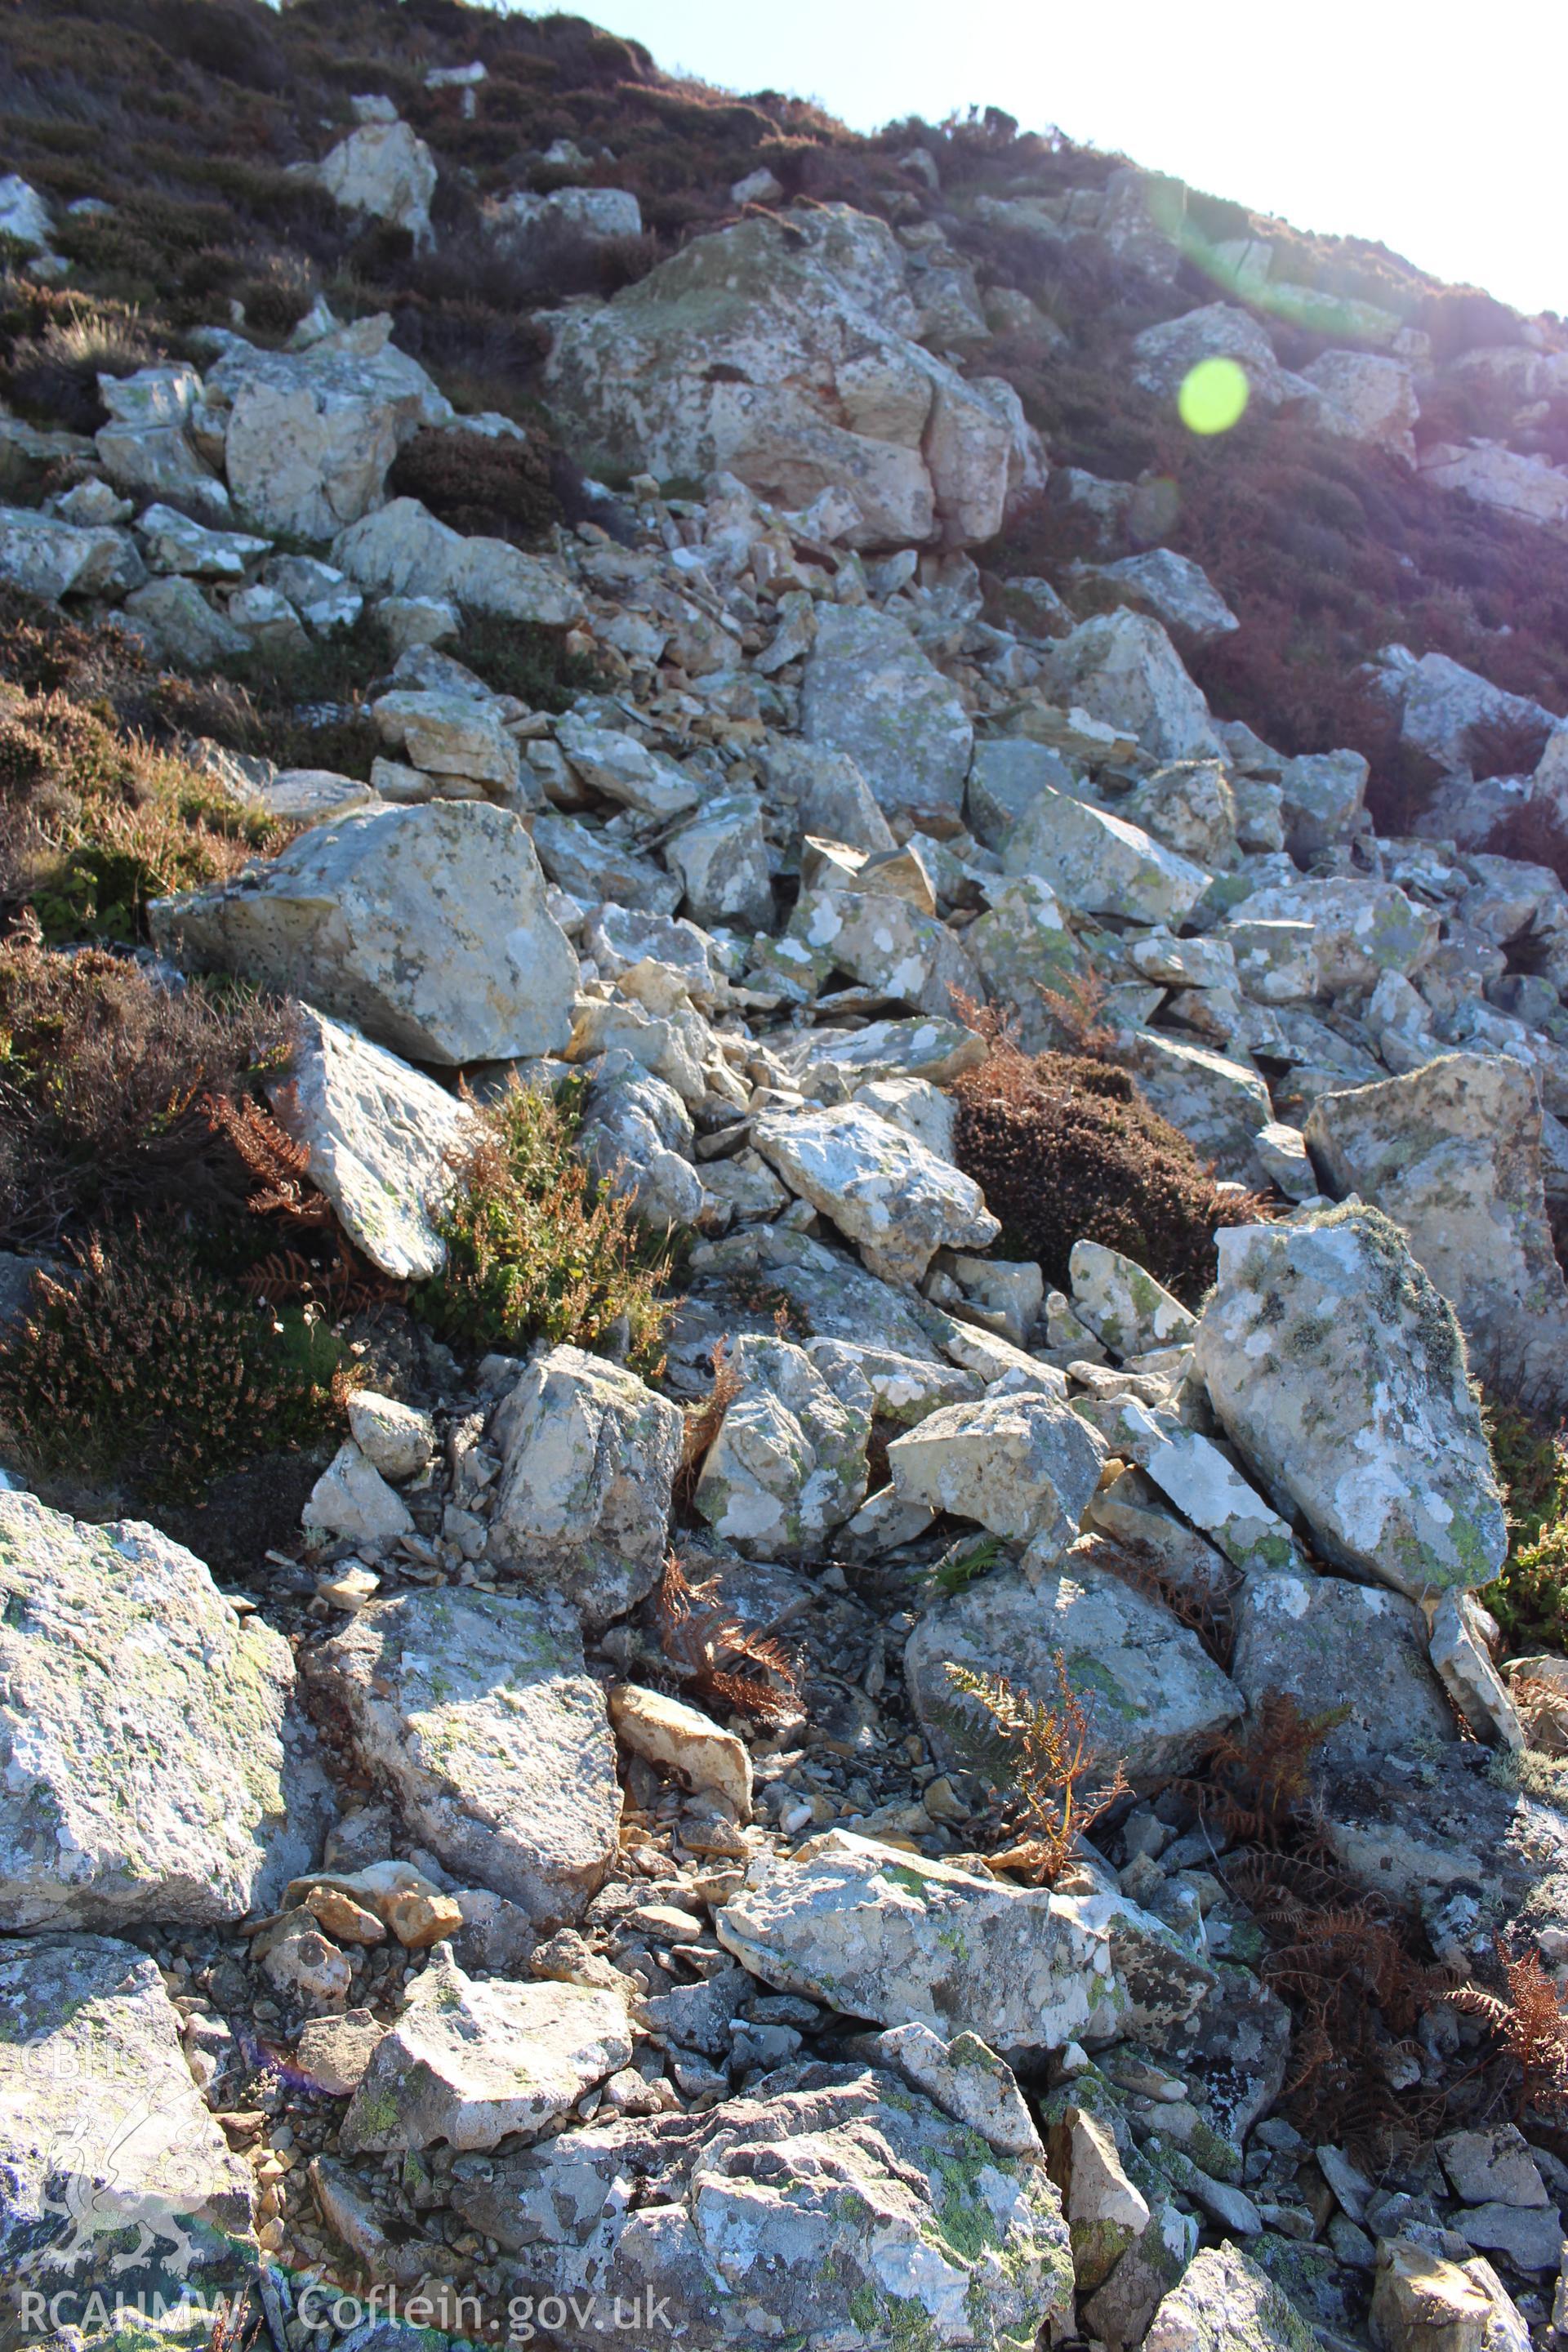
559 0 1568 320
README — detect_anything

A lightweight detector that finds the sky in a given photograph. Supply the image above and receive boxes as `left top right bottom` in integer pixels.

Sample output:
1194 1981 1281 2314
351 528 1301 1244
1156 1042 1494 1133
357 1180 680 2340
558 0 1568 319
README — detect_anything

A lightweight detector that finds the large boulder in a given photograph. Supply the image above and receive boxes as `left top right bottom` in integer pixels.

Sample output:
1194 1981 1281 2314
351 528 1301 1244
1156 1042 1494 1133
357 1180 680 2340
485 1346 684 1628
1130 303 1306 408
0 1936 256 2318
888 1392 1105 1550
906 1557 1243 1783
545 205 1013 547
694 1334 871 1557
787 882 981 1014
314 119 437 247
800 603 974 831
332 493 582 623
1302 349 1419 462
1083 548 1240 649
1305 1052 1568 1414
1004 783 1210 924
449 2061 1076 2351
1145 2243 1317 2352
306 1585 619 1922
152 800 578 1067
209 315 452 541
0 503 145 600
267 1005 479 1280
752 1100 1000 1283
1420 439 1568 528
1239 875 1439 991
0 1493 322 1930
1230 1569 1455 1766
1040 611 1225 763
1372 644 1560 780
718 1830 1134 2055
1193 1205 1508 1601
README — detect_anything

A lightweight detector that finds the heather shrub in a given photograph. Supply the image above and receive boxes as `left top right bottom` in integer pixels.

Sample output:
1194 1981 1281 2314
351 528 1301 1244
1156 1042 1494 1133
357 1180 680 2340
414 1078 677 1374
0 1223 345 1501
950 1040 1263 1303
387 423 560 546
0 924 289 1250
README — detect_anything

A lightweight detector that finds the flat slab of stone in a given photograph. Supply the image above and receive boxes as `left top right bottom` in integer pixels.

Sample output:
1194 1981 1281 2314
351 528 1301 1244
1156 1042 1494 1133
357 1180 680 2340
305 1586 620 1925
0 1493 319 1931
752 1099 999 1284
0 1934 255 2310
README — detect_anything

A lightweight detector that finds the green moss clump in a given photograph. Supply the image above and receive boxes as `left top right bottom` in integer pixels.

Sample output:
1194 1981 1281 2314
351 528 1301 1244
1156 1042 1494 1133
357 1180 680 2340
949 1044 1263 1305
1482 1397 1568 1652
412 1078 677 1377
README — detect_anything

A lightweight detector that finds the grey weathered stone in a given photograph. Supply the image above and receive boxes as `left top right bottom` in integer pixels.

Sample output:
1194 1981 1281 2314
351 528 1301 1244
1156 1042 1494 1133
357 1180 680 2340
153 801 577 1067
450 2061 1075 2350
485 1346 683 1628
1145 2243 1317 2352
1231 1570 1454 1766
906 1557 1243 1784
888 1391 1106 1548
135 501 270 578
1084 1395 1304 1579
1241 876 1439 992
1122 1030 1272 1182
752 1099 998 1283
314 118 437 246
665 791 773 930
267 1005 478 1280
694 1334 871 1557
122 575 247 664
333 494 583 624
1369 2237 1531 2352
1039 610 1224 764
1070 1241 1196 1358
966 737 1078 850
1306 1053 1568 1414
1123 759 1240 869
1004 783 1211 924
0 504 144 599
788 883 982 1018
306 1585 619 1922
1279 748 1370 860
576 1050 704 1229
0 1494 323 1931
0 1936 256 2312
874 2021 1044 2159
802 603 974 831
341 1949 630 2153
1195 1206 1508 1600
1087 549 1240 650
303 1439 414 1544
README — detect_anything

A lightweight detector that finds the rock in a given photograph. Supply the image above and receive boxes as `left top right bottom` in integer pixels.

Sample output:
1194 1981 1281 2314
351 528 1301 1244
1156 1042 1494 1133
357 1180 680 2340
1040 610 1224 764
485 1345 683 1628
608 1684 752 1819
1437 2126 1550 2212
1305 1054 1568 1416
153 801 577 1067
339 1949 628 2155
372 687 519 790
306 1586 619 1923
874 2021 1043 2159
546 205 1012 549
0 1935 256 2309
483 183 642 249
1121 1031 1272 1182
693 1333 871 1557
0 502 145 599
122 575 247 664
966 875 1086 1045
294 2007 385 2096
789 883 982 1016
1088 548 1240 650
1279 748 1370 859
449 2060 1075 2350
265 1006 478 1279
332 494 582 623
665 791 773 930
801 603 974 831
1241 876 1439 991
264 551 363 630
1450 2202 1562 2273
255 1907 354 2007
1124 759 1240 869
752 1099 998 1283
1086 1396 1303 1579
555 716 698 820
1428 1593 1524 1751
1049 2103 1152 2290
1194 1206 1508 1600
1231 1571 1455 1766
1369 2237 1530 2352
1303 349 1419 461
1218 917 1320 1004
96 422 231 525
785 1013 985 1093
135 501 270 577
303 1438 415 1544
1004 782 1210 924
906 1557 1243 1782
0 1493 323 1930
1070 1240 1196 1357
1132 302 1303 405
888 1391 1105 1548
1421 439 1568 528
719 1829 1111 2054
314 118 436 246
1146 2243 1318 2352
345 1392 434 1481
576 1051 704 1229
966 738 1077 850
0 173 53 252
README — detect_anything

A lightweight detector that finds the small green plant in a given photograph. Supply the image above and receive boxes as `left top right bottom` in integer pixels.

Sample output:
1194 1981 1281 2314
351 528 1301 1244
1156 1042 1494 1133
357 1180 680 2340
0 1224 348 1500
942 1652 1129 1884
412 1078 676 1376
1481 1399 1568 1653
928 1533 1005 1597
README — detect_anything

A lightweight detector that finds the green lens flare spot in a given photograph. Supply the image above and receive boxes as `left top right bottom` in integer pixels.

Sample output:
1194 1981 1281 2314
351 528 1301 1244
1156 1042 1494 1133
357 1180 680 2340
1178 357 1250 435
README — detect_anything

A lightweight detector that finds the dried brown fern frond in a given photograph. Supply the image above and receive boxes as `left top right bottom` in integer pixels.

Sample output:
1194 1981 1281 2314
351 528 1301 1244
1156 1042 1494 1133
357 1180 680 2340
242 1232 398 1319
1450 1940 1568 2116
1104 1535 1238 1671
656 1552 801 1724
942 1653 1130 1885
1170 1690 1349 1846
202 1089 332 1227
674 1339 742 1507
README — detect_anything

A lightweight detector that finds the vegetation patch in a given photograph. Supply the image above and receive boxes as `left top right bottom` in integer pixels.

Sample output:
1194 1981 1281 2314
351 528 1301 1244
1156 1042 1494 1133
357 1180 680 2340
1482 1399 1568 1655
